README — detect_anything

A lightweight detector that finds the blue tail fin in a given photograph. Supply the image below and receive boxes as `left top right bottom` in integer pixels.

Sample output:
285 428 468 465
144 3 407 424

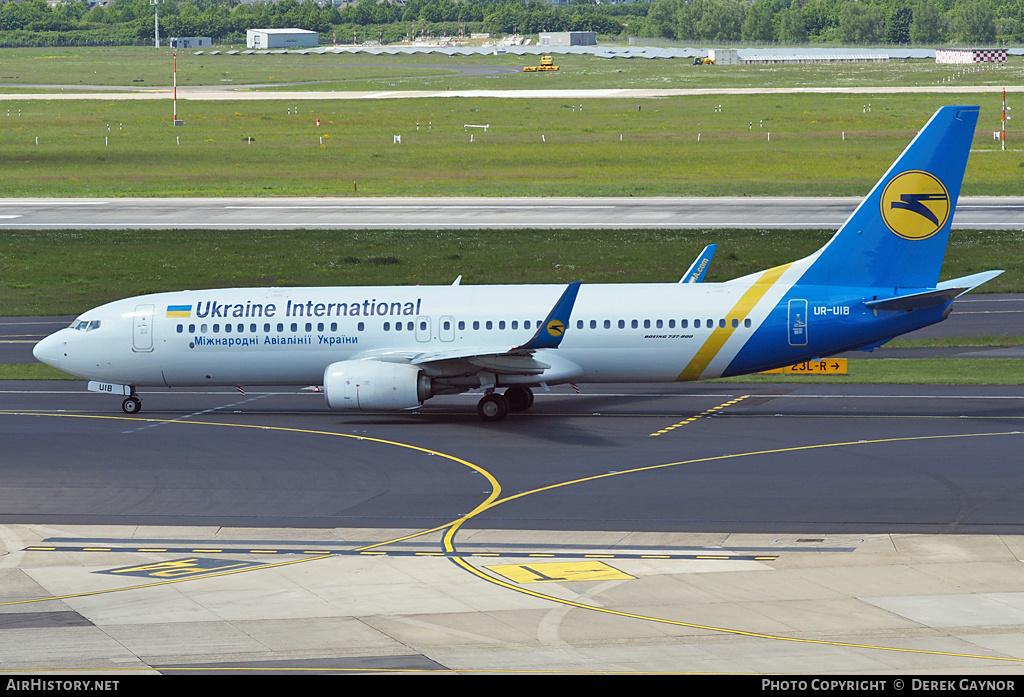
800 106 979 290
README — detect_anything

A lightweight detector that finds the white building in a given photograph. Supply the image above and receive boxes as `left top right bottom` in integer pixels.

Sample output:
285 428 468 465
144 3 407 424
170 37 211 49
246 29 319 50
936 48 1007 64
538 32 597 47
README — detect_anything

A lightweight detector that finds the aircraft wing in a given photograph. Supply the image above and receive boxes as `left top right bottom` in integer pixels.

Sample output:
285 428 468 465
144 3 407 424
350 281 583 381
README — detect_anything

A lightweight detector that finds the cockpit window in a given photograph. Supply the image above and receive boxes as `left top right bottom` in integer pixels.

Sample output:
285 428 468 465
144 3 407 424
71 320 101 332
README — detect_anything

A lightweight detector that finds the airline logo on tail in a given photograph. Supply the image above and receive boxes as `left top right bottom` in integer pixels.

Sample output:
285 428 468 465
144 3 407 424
546 320 566 338
880 170 950 241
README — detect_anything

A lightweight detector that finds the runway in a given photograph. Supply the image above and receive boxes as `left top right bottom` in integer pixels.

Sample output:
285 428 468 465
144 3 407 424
2 196 1024 230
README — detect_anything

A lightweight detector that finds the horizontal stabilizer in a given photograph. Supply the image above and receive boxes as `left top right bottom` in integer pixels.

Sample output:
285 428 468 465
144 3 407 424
864 270 1003 312
864 288 965 312
935 270 1004 295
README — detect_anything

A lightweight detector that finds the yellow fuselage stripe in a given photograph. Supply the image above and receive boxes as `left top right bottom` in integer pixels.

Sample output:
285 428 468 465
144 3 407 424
676 262 794 382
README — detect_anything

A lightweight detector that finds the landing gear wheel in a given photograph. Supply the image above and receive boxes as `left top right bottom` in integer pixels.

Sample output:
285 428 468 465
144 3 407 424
504 386 534 412
477 393 509 422
122 397 142 414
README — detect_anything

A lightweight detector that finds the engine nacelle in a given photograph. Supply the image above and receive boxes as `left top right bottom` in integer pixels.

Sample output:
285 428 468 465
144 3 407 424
323 360 432 411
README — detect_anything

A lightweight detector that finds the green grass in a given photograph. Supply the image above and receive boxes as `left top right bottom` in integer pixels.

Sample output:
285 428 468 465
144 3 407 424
712 358 1024 384
0 364 76 380
0 92 1021 197
0 47 1022 92
885 335 1024 348
0 228 1019 316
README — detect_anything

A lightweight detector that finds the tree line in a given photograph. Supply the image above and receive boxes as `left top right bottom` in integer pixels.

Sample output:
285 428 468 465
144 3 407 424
0 0 1020 47
638 0 1020 45
0 0 637 46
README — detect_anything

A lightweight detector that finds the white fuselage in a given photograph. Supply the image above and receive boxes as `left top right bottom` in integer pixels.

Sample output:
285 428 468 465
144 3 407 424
34 272 804 389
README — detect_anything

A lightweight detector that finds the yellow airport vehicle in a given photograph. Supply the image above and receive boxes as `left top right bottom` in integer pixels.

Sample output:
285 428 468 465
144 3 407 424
693 56 715 65
524 56 559 72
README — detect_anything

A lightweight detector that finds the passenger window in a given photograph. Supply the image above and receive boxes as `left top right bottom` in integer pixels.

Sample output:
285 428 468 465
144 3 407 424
694 320 700 328
420 321 427 331
631 319 638 329
358 322 365 331
744 319 752 328
213 324 220 333
458 321 465 330
331 322 337 331
604 319 611 329
395 322 402 331
577 320 584 329
707 319 713 327
618 320 625 329
250 324 257 333
525 321 531 330
290 323 297 332
719 319 726 328
406 322 413 331
225 324 232 333
656 320 662 329
590 320 597 329
201 324 208 332
443 320 451 330
263 323 270 332
384 322 390 331
669 320 675 328
486 321 493 330
189 324 196 333
317 322 324 332
731 318 739 328
680 319 687 328
305 323 312 332
277 323 284 332
176 324 183 333
511 321 518 330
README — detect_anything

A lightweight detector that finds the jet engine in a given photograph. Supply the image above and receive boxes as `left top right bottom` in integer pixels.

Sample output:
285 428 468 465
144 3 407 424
323 360 432 411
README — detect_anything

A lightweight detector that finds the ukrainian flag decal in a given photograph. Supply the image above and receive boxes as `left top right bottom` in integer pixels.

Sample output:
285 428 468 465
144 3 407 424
166 305 192 318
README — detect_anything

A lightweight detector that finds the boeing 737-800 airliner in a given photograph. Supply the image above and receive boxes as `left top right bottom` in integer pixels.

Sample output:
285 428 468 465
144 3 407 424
34 106 1001 421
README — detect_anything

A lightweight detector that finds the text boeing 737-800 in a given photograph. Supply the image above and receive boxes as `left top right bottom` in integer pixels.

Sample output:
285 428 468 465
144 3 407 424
34 106 1002 421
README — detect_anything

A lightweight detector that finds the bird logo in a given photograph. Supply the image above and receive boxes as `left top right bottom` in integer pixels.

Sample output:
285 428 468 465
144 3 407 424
880 170 950 241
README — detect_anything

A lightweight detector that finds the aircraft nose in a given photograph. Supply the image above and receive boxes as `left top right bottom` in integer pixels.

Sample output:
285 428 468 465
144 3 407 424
33 333 61 369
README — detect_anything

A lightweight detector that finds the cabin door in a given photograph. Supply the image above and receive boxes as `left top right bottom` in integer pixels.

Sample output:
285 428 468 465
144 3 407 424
132 304 155 353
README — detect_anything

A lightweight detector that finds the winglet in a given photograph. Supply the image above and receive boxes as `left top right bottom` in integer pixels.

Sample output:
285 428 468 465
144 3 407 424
515 282 581 350
679 244 717 283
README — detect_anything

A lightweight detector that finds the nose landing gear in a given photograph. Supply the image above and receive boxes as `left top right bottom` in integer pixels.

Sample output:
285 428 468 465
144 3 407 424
122 395 142 414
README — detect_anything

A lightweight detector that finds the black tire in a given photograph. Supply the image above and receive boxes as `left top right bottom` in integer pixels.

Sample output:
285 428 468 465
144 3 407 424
122 397 141 414
505 386 534 412
477 393 509 422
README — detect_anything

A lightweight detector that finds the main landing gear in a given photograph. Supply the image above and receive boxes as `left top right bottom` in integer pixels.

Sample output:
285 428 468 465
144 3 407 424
477 387 534 422
122 393 141 414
